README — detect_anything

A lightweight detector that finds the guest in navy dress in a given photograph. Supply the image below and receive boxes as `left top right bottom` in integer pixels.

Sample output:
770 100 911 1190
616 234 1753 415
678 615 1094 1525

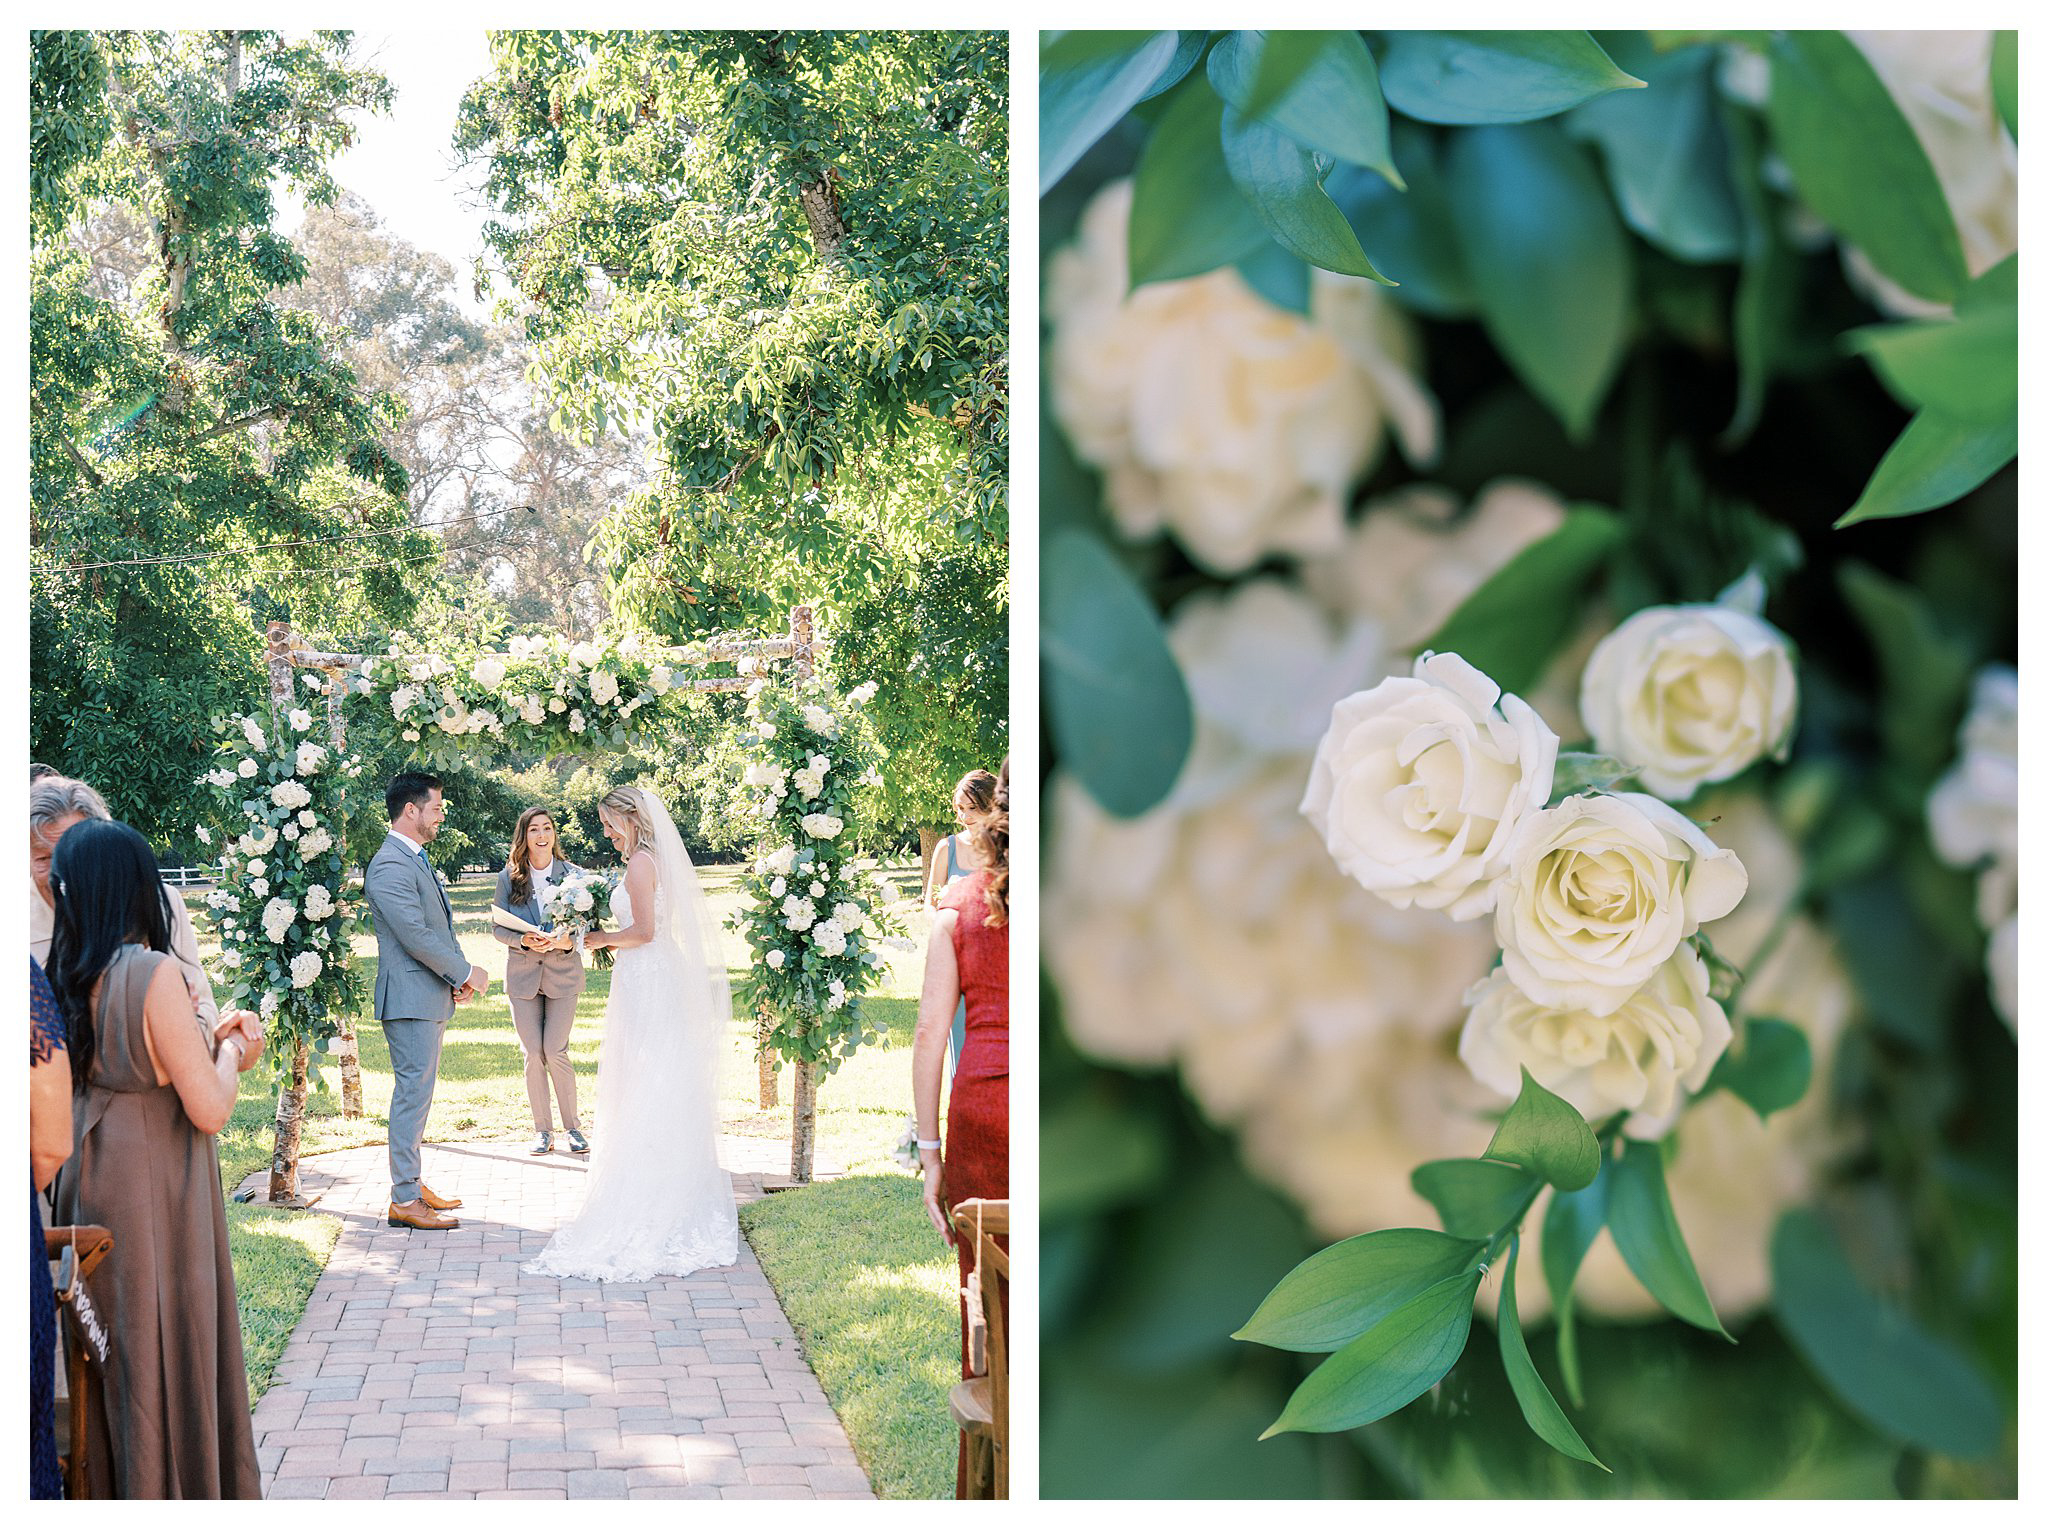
31 958 71 1498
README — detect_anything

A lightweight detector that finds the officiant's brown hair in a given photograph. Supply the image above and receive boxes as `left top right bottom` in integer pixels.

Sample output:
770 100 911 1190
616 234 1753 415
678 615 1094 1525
506 806 560 905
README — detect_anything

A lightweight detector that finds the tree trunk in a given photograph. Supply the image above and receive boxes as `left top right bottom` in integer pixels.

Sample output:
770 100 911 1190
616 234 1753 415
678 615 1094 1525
755 1004 778 1109
789 1058 819 1185
336 1020 363 1119
918 826 942 897
268 1038 310 1202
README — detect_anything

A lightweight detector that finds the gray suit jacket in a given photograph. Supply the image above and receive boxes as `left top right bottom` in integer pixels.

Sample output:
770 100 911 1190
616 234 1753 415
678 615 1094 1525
365 833 470 1023
493 863 589 1002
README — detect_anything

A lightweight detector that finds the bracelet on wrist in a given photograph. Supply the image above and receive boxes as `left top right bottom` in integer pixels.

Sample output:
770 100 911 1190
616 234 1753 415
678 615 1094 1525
916 1138 942 1151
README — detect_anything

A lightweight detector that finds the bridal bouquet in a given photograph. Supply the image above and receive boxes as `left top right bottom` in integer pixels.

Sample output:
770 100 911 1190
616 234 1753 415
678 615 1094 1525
540 868 618 969
1039 27 2014 1499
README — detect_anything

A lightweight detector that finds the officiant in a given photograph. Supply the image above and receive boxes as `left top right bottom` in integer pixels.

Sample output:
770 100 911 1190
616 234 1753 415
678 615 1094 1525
494 807 589 1157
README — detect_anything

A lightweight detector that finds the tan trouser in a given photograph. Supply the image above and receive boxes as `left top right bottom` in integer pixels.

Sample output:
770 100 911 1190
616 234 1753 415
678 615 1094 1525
510 990 581 1132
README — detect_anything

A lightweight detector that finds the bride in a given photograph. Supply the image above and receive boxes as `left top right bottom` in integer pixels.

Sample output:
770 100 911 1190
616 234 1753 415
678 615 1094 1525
525 785 738 1281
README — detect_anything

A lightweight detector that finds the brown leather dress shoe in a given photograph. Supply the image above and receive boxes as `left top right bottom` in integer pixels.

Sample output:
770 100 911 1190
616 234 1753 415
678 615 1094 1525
418 1183 464 1211
388 1199 459 1230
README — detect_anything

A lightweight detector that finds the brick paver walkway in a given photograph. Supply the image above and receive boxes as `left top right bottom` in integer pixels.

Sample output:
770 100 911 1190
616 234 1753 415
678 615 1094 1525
239 1136 874 1500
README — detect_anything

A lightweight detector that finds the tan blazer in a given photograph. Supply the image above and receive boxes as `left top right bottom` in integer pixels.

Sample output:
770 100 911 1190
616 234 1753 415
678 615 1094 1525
493 863 589 1003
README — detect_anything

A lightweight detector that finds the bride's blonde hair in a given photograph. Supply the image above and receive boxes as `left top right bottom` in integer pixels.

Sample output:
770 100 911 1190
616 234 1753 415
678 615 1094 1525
598 786 659 855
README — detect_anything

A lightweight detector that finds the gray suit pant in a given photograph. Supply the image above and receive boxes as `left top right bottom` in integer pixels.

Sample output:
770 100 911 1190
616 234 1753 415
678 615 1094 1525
383 1016 447 1203
511 991 582 1132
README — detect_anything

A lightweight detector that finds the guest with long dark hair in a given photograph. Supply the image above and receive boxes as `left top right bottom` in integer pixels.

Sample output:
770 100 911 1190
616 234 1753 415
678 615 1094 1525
46 819 265 1498
911 757 1010 1496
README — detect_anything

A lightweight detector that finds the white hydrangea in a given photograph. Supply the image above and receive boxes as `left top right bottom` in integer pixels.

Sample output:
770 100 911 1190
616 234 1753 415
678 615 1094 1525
259 991 281 1019
261 896 297 943
765 844 797 876
207 768 238 789
195 825 211 845
813 920 848 957
848 680 878 705
298 828 333 861
569 710 587 734
270 780 312 811
832 901 863 928
473 656 507 689
304 884 335 920
781 895 818 932
289 951 324 989
589 670 621 705
800 813 844 841
242 717 266 750
569 642 599 670
827 977 849 1010
802 704 839 738
1046 177 1437 575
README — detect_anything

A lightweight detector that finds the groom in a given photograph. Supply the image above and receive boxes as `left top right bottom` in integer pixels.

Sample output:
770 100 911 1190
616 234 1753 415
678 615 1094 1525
365 771 490 1231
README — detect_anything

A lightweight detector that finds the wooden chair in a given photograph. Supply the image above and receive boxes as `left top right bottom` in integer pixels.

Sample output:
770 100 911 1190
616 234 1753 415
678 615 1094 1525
948 1198 1009 1500
46 1224 113 1500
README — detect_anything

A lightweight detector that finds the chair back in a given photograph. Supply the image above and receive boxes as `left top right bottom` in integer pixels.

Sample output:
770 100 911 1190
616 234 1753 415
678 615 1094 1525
951 1199 1009 1498
46 1224 113 1499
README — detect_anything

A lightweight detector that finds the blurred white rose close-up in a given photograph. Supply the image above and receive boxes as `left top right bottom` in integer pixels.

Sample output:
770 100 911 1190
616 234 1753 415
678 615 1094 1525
1045 177 1437 574
1928 664 2019 1030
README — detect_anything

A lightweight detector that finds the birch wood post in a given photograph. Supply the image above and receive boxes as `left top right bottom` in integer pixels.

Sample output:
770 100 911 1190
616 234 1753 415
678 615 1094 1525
757 1004 779 1109
790 1051 819 1186
323 669 364 1118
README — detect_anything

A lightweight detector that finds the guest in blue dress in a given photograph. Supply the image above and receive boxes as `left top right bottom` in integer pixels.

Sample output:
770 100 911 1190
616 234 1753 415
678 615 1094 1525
31 958 71 1498
923 770 998 1077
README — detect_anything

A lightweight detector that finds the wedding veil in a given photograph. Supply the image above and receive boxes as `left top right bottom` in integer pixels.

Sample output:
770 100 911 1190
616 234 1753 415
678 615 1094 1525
634 787 735 1037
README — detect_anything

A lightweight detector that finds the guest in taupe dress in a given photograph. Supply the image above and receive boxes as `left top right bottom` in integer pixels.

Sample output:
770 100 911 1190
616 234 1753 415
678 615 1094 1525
494 806 589 1156
46 820 266 1499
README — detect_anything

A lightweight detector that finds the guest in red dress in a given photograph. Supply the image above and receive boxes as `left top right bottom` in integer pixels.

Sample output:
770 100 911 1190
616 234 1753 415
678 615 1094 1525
912 759 1009 1497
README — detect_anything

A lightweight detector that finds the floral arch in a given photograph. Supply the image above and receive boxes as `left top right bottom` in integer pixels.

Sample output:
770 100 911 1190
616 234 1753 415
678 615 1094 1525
201 606 906 1204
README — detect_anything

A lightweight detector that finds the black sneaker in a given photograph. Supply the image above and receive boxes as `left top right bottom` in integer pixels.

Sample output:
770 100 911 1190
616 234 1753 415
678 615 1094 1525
565 1129 590 1155
529 1130 553 1155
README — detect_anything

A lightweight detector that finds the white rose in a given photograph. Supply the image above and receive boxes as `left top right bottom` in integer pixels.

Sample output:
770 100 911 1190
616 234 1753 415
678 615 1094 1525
650 664 673 695
574 888 594 912
800 813 843 840
1496 792 1747 1016
295 742 328 776
403 728 421 742
548 697 567 714
1580 603 1798 801
1928 665 2019 1030
237 758 258 778
282 823 300 841
248 859 267 877
473 656 507 689
766 949 787 970
1460 946 1732 1139
289 708 313 733
408 660 435 683
759 722 778 739
569 642 599 669
770 876 788 898
766 845 797 875
1045 178 1437 574
1303 652 1559 920
249 878 270 898
1842 31 2016 318
299 809 317 827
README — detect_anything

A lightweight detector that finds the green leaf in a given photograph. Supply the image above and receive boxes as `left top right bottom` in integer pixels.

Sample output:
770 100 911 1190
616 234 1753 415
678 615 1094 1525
1219 106 1393 282
1326 120 1476 318
1541 1168 1610 1408
1134 31 1208 105
1042 529 1194 818
1705 1017 1812 1122
1499 1239 1608 1469
1380 31 1645 124
1765 31 1967 305
1566 40 1742 262
1836 406 2017 529
1040 1097 1171 1222
1606 1138 1729 1338
1235 1228 1486 1353
1207 30 1402 188
1845 303 2017 424
1445 122 1632 439
1128 84 1270 287
1835 561 1976 782
1720 96 1796 445
1232 239 1310 314
1547 751 1635 804
1484 1069 1601 1191
1041 31 1185 196
1419 505 1625 695
1260 1269 1482 1437
1411 1158 1541 1239
1771 1210 2003 1458
1992 31 2017 139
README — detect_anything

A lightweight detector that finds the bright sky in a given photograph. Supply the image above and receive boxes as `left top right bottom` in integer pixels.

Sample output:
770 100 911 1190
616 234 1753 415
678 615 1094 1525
277 30 507 320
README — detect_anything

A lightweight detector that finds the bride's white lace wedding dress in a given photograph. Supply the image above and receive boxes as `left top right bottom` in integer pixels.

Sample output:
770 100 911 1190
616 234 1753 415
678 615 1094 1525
526 808 738 1282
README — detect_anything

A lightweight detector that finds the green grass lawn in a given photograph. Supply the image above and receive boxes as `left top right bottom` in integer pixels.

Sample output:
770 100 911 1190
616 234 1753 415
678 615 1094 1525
199 862 964 1497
